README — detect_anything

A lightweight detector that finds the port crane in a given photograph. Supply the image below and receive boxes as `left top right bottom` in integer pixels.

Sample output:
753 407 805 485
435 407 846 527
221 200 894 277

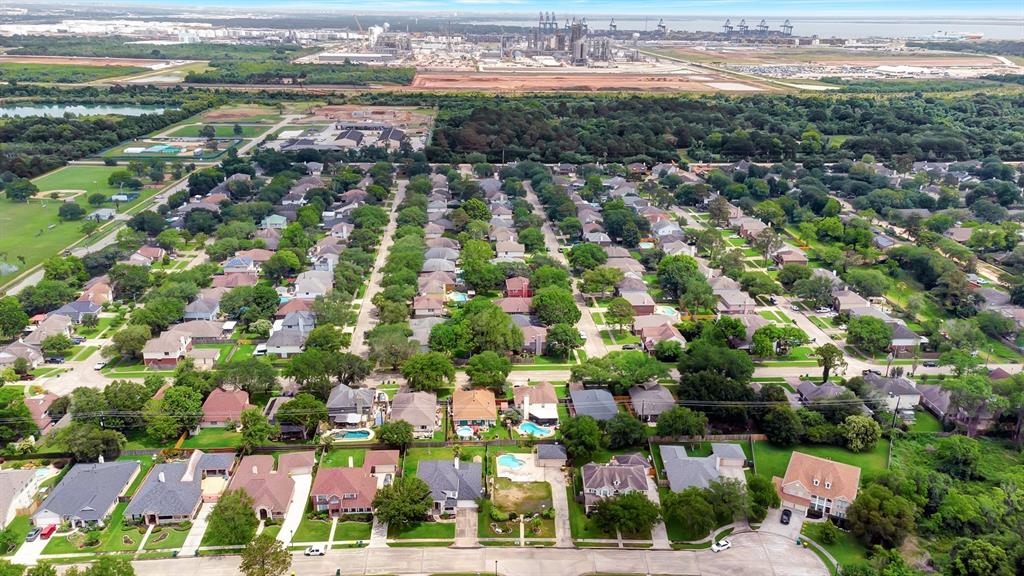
722 19 733 33
781 19 793 35
757 19 769 34
737 19 748 33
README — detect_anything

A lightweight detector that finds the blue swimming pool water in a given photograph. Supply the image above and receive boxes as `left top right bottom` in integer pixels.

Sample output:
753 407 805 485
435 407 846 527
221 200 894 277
448 292 469 302
343 430 371 439
497 454 525 469
456 426 474 437
517 422 554 437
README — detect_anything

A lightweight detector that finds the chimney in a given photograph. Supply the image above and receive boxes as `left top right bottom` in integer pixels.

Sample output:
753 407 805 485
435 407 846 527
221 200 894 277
453 457 459 470
252 465 258 475
158 472 165 483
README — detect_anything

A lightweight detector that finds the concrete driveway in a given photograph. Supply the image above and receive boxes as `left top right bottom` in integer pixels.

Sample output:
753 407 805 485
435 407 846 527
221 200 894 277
11 530 48 566
179 502 214 556
277 473 312 545
454 507 479 547
542 467 573 547
760 507 804 541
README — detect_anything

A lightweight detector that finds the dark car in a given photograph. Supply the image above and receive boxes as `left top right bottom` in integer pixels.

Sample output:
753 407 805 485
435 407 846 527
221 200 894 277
923 360 938 368
861 369 880 376
25 528 40 542
781 509 792 525
44 356 64 364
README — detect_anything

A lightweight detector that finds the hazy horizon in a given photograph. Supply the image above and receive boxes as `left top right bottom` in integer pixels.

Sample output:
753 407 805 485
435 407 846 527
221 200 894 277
10 0 1024 18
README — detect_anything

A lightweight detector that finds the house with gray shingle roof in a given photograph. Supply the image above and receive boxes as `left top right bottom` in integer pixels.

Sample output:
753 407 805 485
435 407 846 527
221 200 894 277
580 454 649 512
327 384 377 427
33 461 140 528
570 388 618 421
0 469 38 528
417 460 482 514
125 451 234 525
660 445 746 492
628 382 675 422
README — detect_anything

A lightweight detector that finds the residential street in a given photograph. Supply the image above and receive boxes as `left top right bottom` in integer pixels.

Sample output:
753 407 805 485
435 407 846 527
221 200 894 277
63 531 826 576
523 182 609 359
350 180 407 358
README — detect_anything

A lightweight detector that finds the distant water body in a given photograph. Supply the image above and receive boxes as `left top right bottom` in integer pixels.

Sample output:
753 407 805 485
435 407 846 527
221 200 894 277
457 16 1023 40
0 104 167 118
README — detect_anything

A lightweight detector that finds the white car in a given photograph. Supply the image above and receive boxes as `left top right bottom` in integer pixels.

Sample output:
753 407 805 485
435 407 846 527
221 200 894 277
815 307 832 314
711 539 732 553
304 544 325 556
579 329 587 341
790 305 800 311
93 361 107 370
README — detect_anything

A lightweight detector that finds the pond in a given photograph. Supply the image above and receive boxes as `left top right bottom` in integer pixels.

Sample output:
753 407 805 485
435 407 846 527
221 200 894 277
0 104 170 118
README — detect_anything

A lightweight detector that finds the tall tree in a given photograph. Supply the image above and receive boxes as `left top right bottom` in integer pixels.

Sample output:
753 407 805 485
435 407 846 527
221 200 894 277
239 534 291 576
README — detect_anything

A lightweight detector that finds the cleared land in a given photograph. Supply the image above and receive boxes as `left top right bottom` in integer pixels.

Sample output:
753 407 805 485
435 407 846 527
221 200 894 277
200 105 284 123
649 46 1002 67
166 124 267 138
0 54 165 67
408 71 772 93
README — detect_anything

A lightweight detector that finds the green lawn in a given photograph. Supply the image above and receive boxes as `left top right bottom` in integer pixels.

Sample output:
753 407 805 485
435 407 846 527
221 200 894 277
144 524 191 550
321 448 366 468
0 165 165 287
0 62 147 82
195 343 235 365
122 429 168 451
599 330 641 346
181 428 242 449
402 446 486 479
801 522 868 571
166 124 267 138
333 521 371 541
387 521 455 540
121 456 156 497
908 410 944 433
753 441 889 482
566 486 613 540
293 516 333 543
3 515 32 556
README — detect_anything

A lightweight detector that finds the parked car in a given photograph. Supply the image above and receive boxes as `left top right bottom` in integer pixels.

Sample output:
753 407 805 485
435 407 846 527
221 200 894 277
711 539 732 553
44 357 64 364
790 305 800 311
781 509 792 525
621 344 640 350
923 360 938 368
578 329 587 341
39 525 57 540
304 545 325 556
862 369 880 376
25 528 40 542
93 361 107 370
72 336 86 344
815 307 832 314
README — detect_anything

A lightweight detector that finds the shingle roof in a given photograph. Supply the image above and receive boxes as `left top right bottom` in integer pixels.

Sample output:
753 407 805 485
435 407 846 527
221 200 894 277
416 460 482 504
570 388 618 421
35 461 140 524
390 392 437 428
126 452 233 518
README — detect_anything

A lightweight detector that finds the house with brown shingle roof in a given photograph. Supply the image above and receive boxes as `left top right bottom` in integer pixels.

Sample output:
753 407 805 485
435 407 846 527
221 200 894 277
309 467 377 516
229 452 315 520
413 295 446 317
505 277 531 298
201 386 253 428
452 388 496 428
25 393 58 434
494 297 532 315
774 452 860 519
389 392 438 438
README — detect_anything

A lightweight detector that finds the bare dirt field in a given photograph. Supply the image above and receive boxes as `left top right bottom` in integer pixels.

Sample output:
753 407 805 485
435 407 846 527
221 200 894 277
200 105 282 123
408 71 773 92
0 54 166 68
652 46 1000 67
305 104 435 129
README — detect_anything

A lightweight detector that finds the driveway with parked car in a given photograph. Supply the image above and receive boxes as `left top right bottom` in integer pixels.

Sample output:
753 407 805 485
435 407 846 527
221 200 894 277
760 507 804 541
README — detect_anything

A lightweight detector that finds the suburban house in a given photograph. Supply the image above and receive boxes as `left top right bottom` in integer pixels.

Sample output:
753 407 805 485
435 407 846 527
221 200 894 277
660 444 746 492
143 332 192 369
294 271 334 300
638 323 686 353
235 249 276 265
773 249 808 267
0 470 40 528
222 256 257 276
417 459 483 514
513 383 559 426
389 392 438 438
183 297 220 321
24 314 73 346
254 228 281 249
832 290 869 313
412 295 446 318
32 461 141 528
774 452 861 519
716 290 756 315
569 387 618 421
410 317 445 352
229 452 315 520
266 326 310 358
310 467 377 516
201 386 252 427
520 325 549 356
78 281 113 306
495 297 532 315
50 301 101 324
275 298 313 320
452 388 497 429
505 277 532 298
797 381 853 404
0 342 43 369
622 292 656 316
917 384 995 433
862 372 921 413
326 384 378 427
25 393 59 433
628 382 676 422
580 454 650 512
364 450 400 476
211 272 259 289
125 451 234 525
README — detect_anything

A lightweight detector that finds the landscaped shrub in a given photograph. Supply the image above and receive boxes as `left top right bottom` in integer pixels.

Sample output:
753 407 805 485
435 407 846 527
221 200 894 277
489 507 509 522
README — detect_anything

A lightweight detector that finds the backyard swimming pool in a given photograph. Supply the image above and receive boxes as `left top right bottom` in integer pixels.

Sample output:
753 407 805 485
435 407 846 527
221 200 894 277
497 454 525 470
456 425 474 438
517 421 555 438
343 430 371 439
654 305 679 318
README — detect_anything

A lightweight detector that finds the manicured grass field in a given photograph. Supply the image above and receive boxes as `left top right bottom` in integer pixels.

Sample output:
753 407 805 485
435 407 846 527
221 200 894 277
0 62 147 83
402 446 486 478
801 522 868 570
181 428 242 449
0 166 162 287
3 515 32 556
908 410 944 433
321 448 366 468
144 525 191 550
166 124 267 138
753 441 889 482
293 516 333 543
387 521 455 539
333 521 371 541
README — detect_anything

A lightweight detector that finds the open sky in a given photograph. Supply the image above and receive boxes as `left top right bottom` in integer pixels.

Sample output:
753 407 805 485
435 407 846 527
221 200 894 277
74 1 1024 16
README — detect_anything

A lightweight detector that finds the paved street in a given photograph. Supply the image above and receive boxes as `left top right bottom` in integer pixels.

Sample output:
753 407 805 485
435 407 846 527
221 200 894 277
523 182 608 359
350 180 407 358
68 531 825 576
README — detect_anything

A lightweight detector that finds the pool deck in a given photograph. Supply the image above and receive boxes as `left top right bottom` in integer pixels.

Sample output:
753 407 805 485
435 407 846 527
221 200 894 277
496 453 544 482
